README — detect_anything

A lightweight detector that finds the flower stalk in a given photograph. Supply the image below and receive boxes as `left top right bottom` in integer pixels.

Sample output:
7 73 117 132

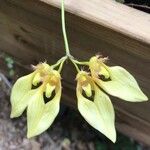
61 0 71 57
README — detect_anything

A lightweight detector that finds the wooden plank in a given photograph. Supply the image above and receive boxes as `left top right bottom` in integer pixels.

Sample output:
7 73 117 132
41 0 150 51
0 0 150 145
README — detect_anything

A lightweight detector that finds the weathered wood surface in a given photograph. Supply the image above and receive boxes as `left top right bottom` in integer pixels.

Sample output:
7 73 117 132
0 0 150 145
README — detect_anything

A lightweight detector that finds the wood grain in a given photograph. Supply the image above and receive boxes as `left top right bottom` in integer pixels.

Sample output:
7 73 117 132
41 0 150 46
0 0 150 145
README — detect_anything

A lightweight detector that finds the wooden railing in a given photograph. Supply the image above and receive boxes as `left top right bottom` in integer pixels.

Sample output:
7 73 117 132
0 0 150 145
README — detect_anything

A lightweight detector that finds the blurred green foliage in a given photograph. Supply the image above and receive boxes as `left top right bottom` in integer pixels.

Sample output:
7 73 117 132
115 0 125 3
5 56 15 77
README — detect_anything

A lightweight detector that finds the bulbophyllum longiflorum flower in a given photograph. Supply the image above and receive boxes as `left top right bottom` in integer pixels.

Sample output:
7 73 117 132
89 56 148 102
11 62 62 138
76 56 148 142
76 71 116 142
10 0 148 142
10 55 148 142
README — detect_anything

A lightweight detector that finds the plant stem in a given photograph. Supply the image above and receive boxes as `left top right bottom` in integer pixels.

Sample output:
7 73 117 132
58 58 66 72
72 59 89 65
61 0 86 72
70 59 80 72
61 0 71 57
51 56 67 69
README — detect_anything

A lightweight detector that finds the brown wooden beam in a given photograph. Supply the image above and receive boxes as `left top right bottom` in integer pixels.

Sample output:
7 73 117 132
0 0 150 145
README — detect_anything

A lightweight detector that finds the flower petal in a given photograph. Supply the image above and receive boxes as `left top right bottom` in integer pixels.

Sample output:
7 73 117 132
94 85 116 142
96 66 148 102
27 84 61 138
10 73 35 118
45 83 55 98
77 83 116 142
82 83 92 97
27 89 45 138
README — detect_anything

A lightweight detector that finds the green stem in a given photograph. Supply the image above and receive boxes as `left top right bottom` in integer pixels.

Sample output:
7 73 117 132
51 56 67 69
70 59 80 72
61 0 87 72
58 57 66 72
61 0 71 57
72 59 89 65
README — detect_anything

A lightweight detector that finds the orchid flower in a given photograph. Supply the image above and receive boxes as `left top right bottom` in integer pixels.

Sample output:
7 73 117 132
10 0 148 142
11 62 62 138
89 56 148 102
75 56 148 142
76 71 116 142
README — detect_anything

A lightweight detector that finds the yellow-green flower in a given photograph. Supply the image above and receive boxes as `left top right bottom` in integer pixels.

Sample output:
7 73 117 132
10 62 62 138
76 71 116 142
89 56 148 102
76 56 148 143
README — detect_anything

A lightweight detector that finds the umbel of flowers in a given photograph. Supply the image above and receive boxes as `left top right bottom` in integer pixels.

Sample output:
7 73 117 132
11 55 148 142
10 0 148 143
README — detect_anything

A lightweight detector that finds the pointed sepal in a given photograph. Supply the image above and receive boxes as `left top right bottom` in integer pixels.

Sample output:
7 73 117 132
96 66 148 102
10 73 35 118
77 82 116 142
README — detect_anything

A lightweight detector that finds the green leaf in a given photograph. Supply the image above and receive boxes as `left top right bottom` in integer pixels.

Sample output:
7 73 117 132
77 83 116 142
10 73 35 118
27 86 61 138
96 66 148 102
